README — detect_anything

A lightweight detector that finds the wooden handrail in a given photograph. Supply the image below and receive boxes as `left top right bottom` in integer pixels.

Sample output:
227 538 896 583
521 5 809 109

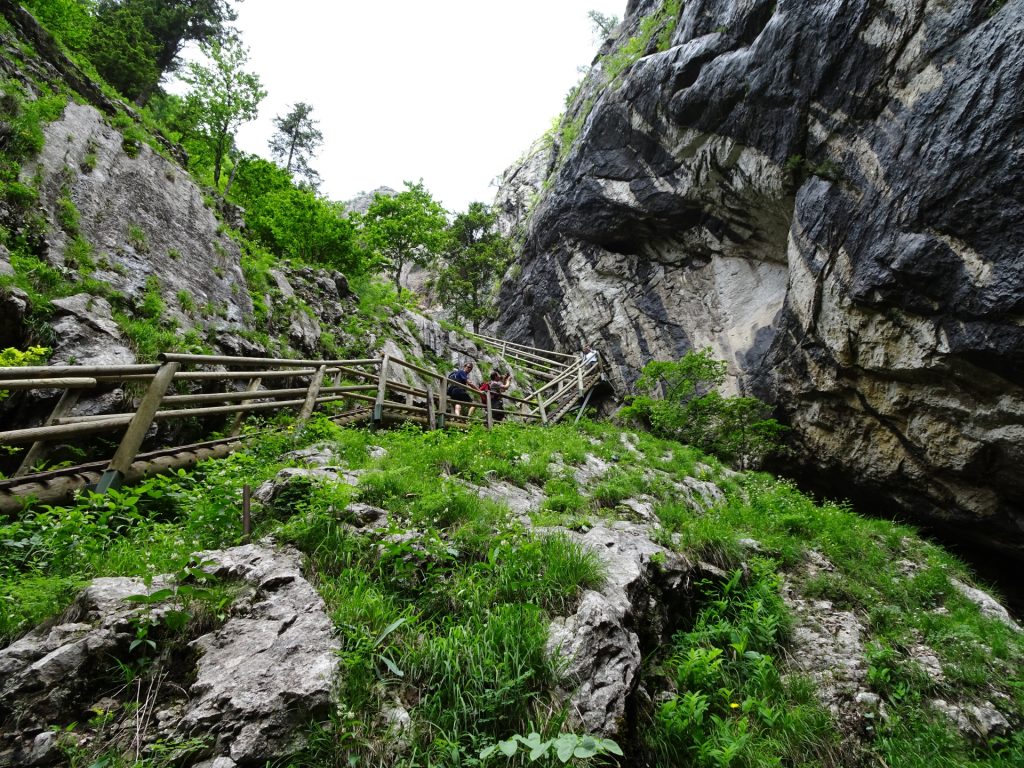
0 338 602 501
159 353 379 367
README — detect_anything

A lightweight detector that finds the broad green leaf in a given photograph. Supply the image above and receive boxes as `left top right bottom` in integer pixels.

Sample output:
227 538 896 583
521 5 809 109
554 735 576 762
498 739 518 757
378 654 404 678
599 738 624 756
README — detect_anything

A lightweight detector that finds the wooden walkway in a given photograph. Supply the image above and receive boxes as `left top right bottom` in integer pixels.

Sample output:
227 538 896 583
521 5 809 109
0 336 605 511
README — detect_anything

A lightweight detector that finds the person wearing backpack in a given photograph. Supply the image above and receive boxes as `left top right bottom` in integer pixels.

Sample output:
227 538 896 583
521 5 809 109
447 361 474 417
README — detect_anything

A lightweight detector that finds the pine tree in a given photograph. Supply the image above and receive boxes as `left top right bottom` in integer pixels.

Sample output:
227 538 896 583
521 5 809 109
269 102 323 187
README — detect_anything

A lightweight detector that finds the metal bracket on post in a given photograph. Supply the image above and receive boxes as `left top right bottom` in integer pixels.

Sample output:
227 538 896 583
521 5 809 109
96 360 179 494
373 355 390 425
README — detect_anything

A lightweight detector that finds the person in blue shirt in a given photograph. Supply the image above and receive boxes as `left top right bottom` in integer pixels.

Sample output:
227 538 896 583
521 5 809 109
447 361 474 417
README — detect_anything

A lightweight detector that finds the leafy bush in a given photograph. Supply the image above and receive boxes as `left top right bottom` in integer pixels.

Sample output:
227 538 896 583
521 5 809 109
0 345 49 401
620 349 787 468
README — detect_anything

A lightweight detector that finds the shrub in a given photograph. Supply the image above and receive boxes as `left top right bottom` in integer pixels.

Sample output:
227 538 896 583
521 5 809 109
620 349 787 468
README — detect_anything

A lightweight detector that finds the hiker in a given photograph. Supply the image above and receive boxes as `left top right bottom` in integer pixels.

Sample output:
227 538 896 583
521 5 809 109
447 361 474 417
481 369 512 422
581 345 599 369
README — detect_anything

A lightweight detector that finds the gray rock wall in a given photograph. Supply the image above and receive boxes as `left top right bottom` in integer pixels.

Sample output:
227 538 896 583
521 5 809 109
30 102 252 362
494 0 1024 552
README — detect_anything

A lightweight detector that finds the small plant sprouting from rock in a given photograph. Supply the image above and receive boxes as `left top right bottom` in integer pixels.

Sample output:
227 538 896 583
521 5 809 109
127 223 148 253
784 154 843 185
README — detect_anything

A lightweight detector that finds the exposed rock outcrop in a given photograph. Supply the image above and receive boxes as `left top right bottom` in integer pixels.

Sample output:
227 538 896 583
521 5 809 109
0 544 338 767
494 0 1024 555
30 101 252 351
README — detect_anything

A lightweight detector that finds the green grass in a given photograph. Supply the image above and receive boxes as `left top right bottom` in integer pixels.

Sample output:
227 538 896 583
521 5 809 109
2 415 1021 768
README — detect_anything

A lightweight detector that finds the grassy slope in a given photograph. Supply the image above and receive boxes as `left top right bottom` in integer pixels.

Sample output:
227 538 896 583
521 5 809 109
1 415 1021 767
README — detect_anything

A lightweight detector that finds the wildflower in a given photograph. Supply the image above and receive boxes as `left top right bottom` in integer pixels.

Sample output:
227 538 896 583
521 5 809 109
730 703 740 709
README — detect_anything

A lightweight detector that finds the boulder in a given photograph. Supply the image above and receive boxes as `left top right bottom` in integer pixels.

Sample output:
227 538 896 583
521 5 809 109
48 293 135 366
0 544 339 767
545 521 696 736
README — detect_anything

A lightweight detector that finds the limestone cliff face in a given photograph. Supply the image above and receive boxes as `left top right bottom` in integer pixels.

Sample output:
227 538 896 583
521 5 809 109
495 0 1024 552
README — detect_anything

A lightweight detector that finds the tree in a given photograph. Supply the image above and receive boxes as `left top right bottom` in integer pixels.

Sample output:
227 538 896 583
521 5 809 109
87 0 240 105
179 35 265 187
225 154 294 208
85 4 161 102
360 181 448 291
588 9 620 40
269 102 323 186
248 187 360 272
434 202 512 333
621 349 788 469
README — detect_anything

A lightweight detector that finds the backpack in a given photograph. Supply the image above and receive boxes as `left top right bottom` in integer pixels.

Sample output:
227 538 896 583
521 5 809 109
447 369 461 397
479 381 490 403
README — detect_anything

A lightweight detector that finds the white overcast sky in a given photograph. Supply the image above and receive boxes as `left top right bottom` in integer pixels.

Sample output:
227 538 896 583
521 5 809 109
223 0 626 212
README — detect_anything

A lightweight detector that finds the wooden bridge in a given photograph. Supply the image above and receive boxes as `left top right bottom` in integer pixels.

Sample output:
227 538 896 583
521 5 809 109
0 333 605 512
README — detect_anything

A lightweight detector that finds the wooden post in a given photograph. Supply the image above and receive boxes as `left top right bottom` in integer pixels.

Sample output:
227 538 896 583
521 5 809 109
437 379 447 429
577 364 584 396
575 385 596 424
426 385 436 430
485 390 493 429
537 393 547 425
373 355 390 424
242 484 252 542
297 365 327 425
14 388 82 477
228 376 263 437
95 361 180 493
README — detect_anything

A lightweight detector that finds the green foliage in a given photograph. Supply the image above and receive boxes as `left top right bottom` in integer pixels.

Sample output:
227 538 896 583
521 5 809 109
480 731 623 763
360 180 448 290
85 1 162 101
269 101 323 186
411 604 556 738
784 154 843 185
621 349 787 468
433 201 513 333
55 193 79 233
2 390 1021 767
20 0 94 51
601 0 680 83
249 186 360 270
179 35 265 186
587 9 620 41
0 344 49 368
83 0 238 104
0 80 67 164
645 562 838 767
0 345 49 401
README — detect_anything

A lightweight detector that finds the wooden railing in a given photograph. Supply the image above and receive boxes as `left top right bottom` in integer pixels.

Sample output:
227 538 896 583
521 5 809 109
0 345 605 505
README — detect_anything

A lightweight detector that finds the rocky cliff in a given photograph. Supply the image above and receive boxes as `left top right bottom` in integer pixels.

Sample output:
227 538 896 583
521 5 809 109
494 0 1024 555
